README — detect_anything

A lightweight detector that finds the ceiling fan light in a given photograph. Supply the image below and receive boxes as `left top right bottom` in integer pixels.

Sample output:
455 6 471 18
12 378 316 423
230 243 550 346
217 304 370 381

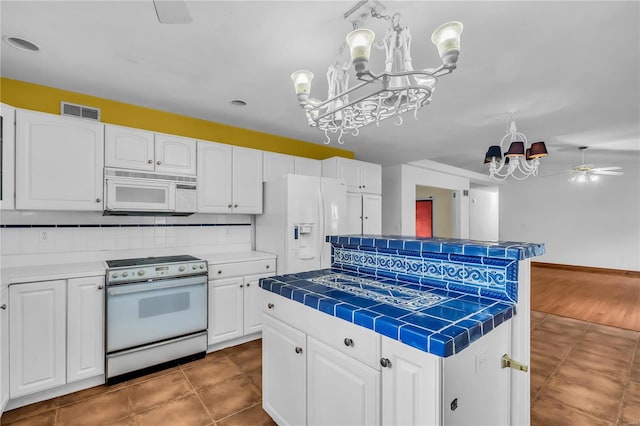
291 70 314 104
431 21 463 66
505 141 525 157
529 141 548 158
346 29 375 74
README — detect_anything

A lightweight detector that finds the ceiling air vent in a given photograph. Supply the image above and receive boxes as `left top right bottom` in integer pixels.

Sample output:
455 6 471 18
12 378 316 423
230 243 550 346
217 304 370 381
61 102 101 121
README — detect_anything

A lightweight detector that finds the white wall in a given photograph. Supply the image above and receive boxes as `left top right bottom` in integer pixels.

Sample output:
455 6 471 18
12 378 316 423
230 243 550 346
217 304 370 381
382 164 470 238
469 186 500 241
500 157 640 271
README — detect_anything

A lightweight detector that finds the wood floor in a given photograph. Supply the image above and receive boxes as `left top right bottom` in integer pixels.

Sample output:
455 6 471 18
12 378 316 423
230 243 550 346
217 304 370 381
531 264 640 331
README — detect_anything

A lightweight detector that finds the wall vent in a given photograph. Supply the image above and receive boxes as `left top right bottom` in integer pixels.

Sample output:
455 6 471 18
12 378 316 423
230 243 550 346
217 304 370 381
60 102 101 121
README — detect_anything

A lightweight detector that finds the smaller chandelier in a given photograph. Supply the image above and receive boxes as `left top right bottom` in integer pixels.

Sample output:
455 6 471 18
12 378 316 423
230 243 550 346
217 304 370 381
290 2 463 144
484 117 548 181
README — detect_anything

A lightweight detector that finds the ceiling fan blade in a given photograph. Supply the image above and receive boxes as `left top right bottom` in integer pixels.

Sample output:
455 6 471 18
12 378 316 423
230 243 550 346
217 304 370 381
153 0 192 24
591 166 623 171
593 170 624 175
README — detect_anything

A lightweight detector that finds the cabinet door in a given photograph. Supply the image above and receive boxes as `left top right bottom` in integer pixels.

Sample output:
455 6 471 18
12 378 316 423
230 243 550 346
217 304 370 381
243 273 273 335
155 133 197 175
1 104 16 210
208 277 244 345
104 124 154 171
381 336 442 425
67 277 104 383
346 192 363 234
0 284 8 410
9 281 67 398
360 161 382 194
262 314 306 426
197 141 233 213
362 193 382 235
294 157 321 177
16 110 104 211
263 152 294 182
337 158 362 192
307 336 379 426
232 146 263 213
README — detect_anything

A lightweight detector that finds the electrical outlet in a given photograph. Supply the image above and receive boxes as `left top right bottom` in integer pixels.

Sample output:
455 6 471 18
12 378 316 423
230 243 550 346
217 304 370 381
40 231 48 241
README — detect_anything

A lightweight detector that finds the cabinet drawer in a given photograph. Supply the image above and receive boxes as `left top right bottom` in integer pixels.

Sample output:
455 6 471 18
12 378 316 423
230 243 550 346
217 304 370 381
209 259 276 279
261 287 380 370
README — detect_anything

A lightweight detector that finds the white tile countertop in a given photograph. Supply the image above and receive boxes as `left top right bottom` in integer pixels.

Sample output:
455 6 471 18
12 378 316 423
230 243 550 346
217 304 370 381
1 250 276 285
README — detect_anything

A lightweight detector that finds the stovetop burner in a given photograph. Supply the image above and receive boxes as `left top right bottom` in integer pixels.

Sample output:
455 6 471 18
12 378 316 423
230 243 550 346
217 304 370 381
106 255 200 268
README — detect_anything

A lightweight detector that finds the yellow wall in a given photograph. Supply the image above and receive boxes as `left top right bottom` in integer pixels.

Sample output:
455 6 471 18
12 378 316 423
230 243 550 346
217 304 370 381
0 78 354 160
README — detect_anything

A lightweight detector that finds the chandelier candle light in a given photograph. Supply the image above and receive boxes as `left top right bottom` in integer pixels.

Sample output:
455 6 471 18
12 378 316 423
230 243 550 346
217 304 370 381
291 1 463 144
484 117 549 181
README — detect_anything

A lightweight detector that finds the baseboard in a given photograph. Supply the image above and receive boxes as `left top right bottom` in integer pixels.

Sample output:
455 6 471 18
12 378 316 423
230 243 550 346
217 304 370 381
532 262 640 278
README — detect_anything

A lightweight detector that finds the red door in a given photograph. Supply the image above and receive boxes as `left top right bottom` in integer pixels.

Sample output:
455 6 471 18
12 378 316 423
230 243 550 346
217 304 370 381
416 200 433 238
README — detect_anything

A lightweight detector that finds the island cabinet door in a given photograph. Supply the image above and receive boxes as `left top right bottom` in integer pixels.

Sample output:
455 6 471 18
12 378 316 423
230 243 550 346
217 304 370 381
307 336 380 426
262 314 306 426
380 336 442 425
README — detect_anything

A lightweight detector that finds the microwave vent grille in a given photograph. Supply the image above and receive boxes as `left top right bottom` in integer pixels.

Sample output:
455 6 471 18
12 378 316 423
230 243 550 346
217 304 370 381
61 102 101 121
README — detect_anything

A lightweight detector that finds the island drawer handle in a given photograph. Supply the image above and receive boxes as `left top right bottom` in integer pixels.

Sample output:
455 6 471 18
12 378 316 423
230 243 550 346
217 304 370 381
344 338 354 347
380 358 391 368
295 346 303 354
267 303 274 309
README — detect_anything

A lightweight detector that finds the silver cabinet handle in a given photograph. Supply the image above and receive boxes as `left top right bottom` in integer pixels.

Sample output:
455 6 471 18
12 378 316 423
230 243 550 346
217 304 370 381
246 283 251 287
148 160 153 164
228 204 232 208
0 304 6 310
344 338 354 347
157 160 162 165
380 358 391 368
266 265 270 269
240 284 244 288
234 204 238 208
96 198 101 203
295 346 303 354
217 270 222 274
97 285 103 290
267 303 274 309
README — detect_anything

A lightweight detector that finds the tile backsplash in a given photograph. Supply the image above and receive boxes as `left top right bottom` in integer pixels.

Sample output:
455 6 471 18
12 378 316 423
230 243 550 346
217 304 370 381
0 211 253 260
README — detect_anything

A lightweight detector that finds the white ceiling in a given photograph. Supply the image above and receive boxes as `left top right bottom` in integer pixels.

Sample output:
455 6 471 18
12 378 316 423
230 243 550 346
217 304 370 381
1 1 639 175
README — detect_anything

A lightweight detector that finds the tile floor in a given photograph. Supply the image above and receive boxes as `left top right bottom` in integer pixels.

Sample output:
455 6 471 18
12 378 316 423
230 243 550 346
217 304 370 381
2 312 639 426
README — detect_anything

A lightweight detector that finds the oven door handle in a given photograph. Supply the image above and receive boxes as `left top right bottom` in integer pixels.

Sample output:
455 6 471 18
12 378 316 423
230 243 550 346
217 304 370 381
107 275 206 296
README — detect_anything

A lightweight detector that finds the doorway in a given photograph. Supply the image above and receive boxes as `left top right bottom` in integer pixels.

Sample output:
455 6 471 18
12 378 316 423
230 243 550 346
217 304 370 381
415 185 455 238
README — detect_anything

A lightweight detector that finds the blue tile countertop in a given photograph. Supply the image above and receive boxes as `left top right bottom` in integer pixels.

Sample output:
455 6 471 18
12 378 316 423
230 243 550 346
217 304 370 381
327 235 546 261
259 268 515 358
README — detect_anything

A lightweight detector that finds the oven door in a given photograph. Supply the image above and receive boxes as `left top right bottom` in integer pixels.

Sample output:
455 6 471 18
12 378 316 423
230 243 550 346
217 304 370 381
105 177 176 212
106 275 207 353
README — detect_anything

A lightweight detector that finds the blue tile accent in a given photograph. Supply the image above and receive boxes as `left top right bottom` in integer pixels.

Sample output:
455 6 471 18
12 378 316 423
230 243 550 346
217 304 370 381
402 312 450 332
318 298 338 315
354 309 380 329
335 303 359 321
441 325 470 353
429 333 455 357
399 325 432 352
374 316 404 340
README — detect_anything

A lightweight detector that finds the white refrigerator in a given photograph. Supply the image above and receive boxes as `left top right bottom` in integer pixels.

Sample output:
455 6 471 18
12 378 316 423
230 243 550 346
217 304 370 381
256 175 347 275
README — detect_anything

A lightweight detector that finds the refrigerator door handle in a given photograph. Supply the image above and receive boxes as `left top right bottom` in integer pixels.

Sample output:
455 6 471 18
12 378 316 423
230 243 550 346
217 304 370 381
317 189 325 266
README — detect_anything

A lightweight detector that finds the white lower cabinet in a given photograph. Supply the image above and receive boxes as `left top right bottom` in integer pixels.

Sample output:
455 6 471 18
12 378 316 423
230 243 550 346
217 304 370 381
0 285 10 411
262 313 306 426
261 287 513 425
307 336 379 426
9 277 104 398
346 192 382 234
207 258 276 347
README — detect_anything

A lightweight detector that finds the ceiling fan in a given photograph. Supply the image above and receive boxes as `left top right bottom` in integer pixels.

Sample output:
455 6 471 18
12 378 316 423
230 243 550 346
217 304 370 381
568 146 624 183
153 0 192 24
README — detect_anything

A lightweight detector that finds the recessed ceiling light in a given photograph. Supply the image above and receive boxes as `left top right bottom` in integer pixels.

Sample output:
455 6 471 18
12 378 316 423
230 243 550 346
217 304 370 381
230 99 247 107
4 36 39 52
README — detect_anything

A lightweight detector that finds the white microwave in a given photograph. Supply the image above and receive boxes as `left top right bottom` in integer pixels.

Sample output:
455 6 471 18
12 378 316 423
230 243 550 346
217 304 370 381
104 168 197 216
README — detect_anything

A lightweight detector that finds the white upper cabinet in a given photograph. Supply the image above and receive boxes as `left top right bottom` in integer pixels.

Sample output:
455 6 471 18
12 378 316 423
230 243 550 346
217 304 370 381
263 152 294 182
105 124 196 175
16 109 104 211
154 133 197 175
294 157 322 177
197 141 262 214
105 125 154 171
321 157 382 194
1 104 16 210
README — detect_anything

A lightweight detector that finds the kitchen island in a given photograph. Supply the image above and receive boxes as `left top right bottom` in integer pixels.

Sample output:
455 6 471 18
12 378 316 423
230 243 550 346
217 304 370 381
259 235 544 425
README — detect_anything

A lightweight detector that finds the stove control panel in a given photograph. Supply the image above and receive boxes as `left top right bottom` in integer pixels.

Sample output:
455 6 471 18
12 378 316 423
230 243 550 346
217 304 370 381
107 260 208 284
